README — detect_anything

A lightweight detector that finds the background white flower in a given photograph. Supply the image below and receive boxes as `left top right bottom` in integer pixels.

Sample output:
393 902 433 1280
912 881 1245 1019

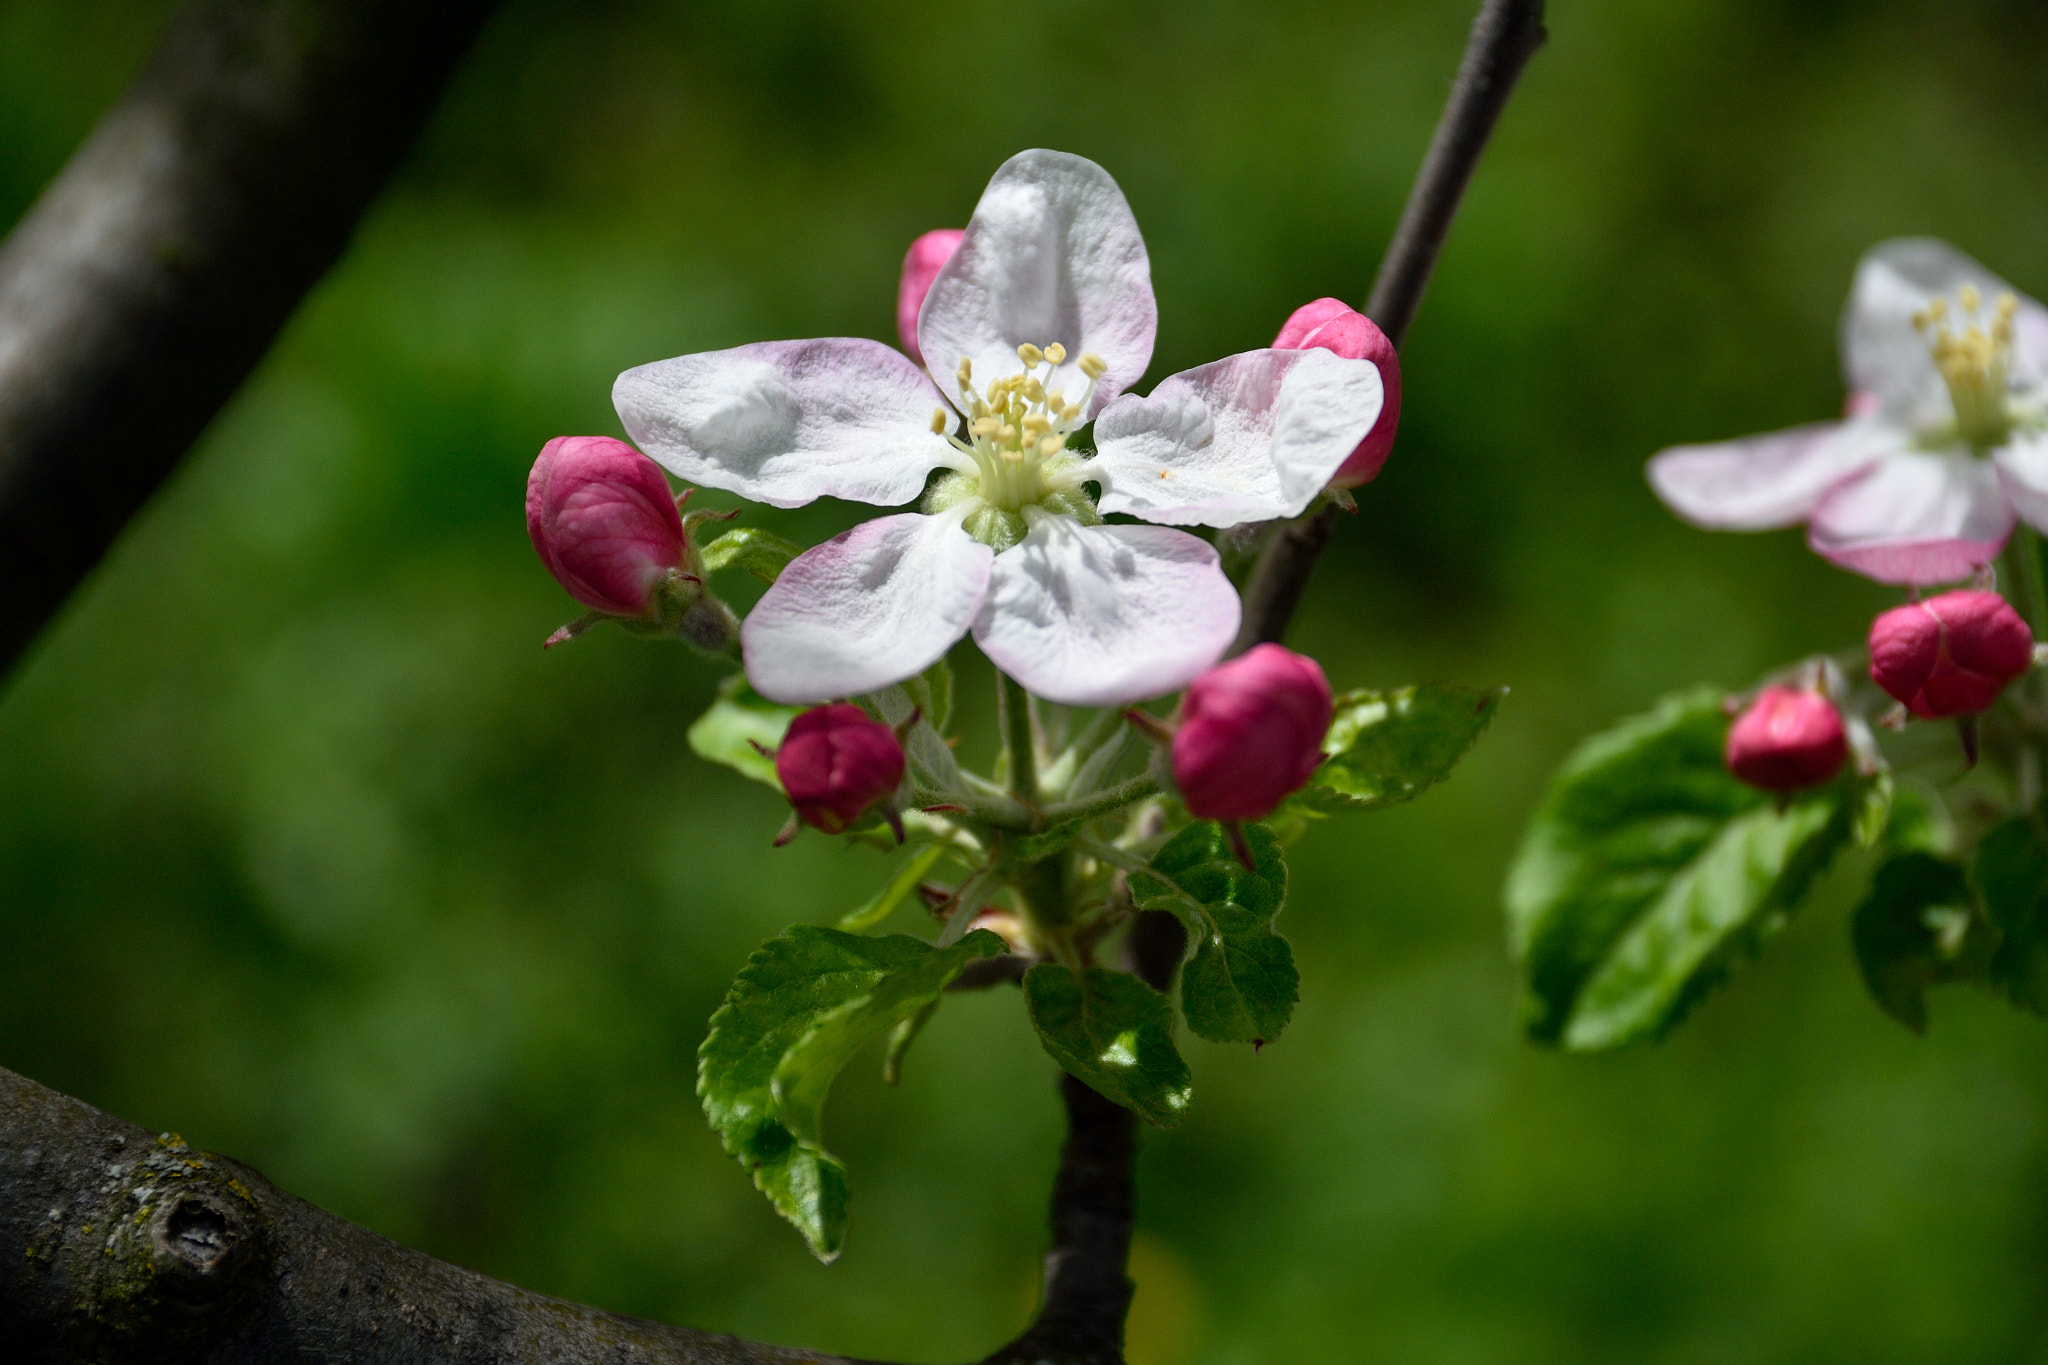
614 149 1383 705
1648 238 2048 585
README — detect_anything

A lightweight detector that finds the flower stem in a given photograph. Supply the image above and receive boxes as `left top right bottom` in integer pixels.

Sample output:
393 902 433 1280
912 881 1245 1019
1039 775 1161 827
2005 526 2048 641
999 670 1040 802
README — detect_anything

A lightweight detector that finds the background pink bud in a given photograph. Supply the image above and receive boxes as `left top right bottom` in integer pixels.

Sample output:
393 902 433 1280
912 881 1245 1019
1172 644 1335 822
897 228 964 365
1724 686 1848 792
527 436 688 617
1869 589 2033 719
1272 297 1403 487
777 704 906 834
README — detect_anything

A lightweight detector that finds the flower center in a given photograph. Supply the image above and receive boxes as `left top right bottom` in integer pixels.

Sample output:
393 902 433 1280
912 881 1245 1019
1914 284 2018 449
925 342 1108 550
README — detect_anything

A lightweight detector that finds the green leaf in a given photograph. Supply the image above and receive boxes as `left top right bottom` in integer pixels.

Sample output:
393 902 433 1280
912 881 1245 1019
1972 811 2048 1015
687 674 801 790
700 527 804 583
1853 851 1989 1034
838 845 946 933
698 926 1005 1259
1293 683 1504 814
882 999 939 1086
1023 964 1192 1126
1130 822 1297 1043
1853 770 1894 850
1505 687 1858 1050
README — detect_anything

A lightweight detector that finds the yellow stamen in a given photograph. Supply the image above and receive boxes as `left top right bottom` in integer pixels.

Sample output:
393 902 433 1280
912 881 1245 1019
1017 343 1044 366
1044 343 1067 365
1078 352 1108 380
930 408 948 435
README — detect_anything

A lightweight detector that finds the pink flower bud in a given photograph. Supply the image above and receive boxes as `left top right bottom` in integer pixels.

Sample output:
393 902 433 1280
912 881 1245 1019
1272 298 1403 487
897 228 964 365
527 436 687 618
1868 589 2034 719
1724 686 1848 793
1172 644 1334 822
777 704 906 834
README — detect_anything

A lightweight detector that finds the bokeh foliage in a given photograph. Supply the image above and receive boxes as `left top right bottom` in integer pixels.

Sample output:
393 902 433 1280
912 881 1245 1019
6 0 2048 1360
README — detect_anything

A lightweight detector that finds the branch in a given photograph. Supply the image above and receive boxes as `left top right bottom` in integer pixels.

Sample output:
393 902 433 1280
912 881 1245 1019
0 1064 871 1364
1231 0 1547 654
0 0 504 679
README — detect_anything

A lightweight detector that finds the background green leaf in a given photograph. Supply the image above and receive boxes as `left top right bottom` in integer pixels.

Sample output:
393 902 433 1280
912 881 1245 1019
687 674 801 790
1292 683 1504 814
1506 688 1858 1050
1132 822 1297 1044
1972 812 2048 1015
698 926 1004 1259
1852 851 1989 1034
1022 965 1192 1126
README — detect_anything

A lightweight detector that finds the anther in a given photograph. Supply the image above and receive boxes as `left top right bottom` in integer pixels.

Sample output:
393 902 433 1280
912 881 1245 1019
1961 284 1982 314
1039 435 1065 457
957 358 973 384
1017 343 1044 366
972 417 1001 437
1023 378 1045 403
1078 353 1107 380
1044 343 1067 365
930 409 949 435
1023 414 1050 435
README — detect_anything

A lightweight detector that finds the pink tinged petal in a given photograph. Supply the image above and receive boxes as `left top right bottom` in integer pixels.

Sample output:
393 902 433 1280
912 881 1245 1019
1995 432 2048 533
526 435 686 616
1090 348 1382 528
613 338 953 510
742 512 993 704
1645 418 1897 530
896 229 963 364
1841 238 2046 426
1272 298 1403 486
972 519 1241 707
917 149 1156 419
1807 451 2014 585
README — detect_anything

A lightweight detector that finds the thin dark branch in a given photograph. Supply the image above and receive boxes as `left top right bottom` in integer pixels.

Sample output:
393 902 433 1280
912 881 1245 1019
1233 0 1547 654
0 1065 872 1364
0 0 503 680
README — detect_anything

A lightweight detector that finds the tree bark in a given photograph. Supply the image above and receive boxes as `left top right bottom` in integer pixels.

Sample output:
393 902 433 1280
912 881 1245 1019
0 1064 868 1364
0 0 503 679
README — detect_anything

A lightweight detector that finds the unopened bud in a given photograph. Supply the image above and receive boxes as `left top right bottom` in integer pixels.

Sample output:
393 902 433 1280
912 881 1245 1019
897 228 965 365
526 436 687 618
776 704 906 834
1724 686 1848 793
1272 298 1402 488
1171 644 1334 821
1869 589 2034 718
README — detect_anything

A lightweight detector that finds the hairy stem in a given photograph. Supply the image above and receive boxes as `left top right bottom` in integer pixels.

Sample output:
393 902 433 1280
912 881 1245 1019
999 671 1042 803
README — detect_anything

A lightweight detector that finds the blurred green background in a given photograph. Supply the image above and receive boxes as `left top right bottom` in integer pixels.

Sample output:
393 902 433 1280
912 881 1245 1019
6 0 2048 1360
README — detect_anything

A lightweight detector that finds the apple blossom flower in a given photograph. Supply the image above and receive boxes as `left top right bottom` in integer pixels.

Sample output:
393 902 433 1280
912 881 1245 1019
776 703 906 834
1868 588 2033 718
612 149 1385 706
1724 685 1848 792
1272 298 1402 487
527 435 688 618
896 229 963 365
1172 644 1334 821
1648 239 2048 585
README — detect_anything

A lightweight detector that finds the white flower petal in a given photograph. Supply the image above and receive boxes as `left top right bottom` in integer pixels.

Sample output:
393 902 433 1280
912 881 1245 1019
1994 431 2048 534
742 512 992 703
1090 348 1383 527
917 149 1156 420
972 519 1239 706
614 338 953 509
1645 418 1899 530
1807 450 2014 585
1842 238 2048 425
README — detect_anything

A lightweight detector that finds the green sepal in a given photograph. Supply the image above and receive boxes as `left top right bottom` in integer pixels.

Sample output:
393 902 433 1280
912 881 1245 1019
839 845 946 933
1023 964 1193 1126
1505 687 1861 1050
698 926 1006 1260
1971 810 2048 1015
907 658 953 736
1852 770 1895 849
1130 822 1296 1044
700 527 804 583
687 673 801 790
1853 851 1991 1034
882 999 939 1086
1290 683 1504 815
